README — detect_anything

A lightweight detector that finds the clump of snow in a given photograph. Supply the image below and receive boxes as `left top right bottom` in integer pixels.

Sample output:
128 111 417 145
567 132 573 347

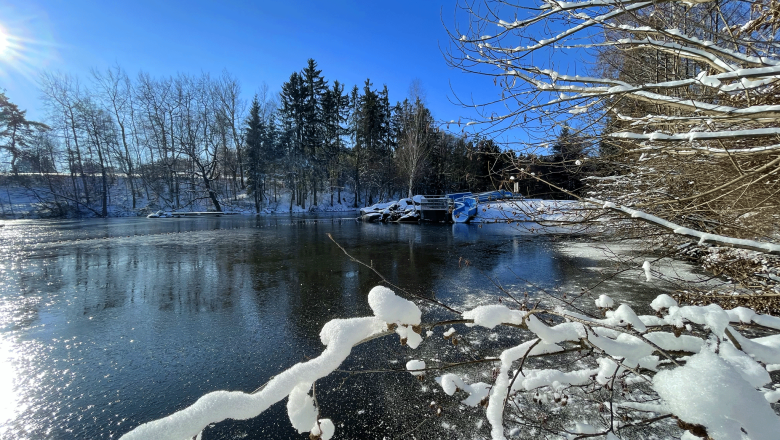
571 421 599 435
514 367 597 391
443 327 456 337
367 286 421 326
486 338 565 439
644 332 703 353
726 307 780 331
287 382 316 433
606 304 647 332
435 374 490 407
718 341 770 387
395 324 423 349
650 294 678 311
664 304 730 337
437 373 466 395
595 294 614 308
642 260 652 281
654 349 780 440
463 304 526 329
729 332 780 365
589 333 657 368
406 360 426 376
526 315 586 343
310 419 335 440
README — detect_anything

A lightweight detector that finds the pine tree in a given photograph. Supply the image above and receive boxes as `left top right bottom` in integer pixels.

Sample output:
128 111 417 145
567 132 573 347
348 85 362 207
280 71 306 208
322 81 349 206
244 95 264 213
301 59 327 206
0 92 49 175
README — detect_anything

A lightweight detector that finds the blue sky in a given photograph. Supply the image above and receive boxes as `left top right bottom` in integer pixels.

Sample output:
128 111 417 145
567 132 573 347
1 0 500 129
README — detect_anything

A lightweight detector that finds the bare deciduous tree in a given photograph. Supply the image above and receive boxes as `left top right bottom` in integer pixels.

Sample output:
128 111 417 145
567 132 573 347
445 0 779 243
396 94 434 198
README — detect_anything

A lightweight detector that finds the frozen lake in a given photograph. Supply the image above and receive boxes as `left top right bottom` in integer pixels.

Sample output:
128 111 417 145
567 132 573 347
0 215 684 439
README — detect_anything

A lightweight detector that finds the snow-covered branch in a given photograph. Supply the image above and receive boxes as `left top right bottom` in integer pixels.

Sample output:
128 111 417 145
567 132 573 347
587 198 780 255
120 286 422 440
120 279 780 440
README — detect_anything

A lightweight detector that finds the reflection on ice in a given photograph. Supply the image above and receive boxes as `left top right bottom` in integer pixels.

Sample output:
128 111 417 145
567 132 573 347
0 339 18 430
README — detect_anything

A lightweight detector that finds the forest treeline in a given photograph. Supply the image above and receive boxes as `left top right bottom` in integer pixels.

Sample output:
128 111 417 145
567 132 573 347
0 59 582 217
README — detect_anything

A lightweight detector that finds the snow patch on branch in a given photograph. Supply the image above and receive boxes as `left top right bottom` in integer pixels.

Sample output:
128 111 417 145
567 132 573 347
654 349 780 440
368 286 421 326
435 374 491 406
463 304 527 329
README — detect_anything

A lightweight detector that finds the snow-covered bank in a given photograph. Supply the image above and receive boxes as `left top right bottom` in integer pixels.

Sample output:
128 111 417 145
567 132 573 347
0 176 360 219
468 199 584 223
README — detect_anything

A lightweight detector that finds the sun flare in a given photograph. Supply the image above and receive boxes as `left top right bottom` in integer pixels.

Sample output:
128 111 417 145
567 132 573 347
0 26 10 57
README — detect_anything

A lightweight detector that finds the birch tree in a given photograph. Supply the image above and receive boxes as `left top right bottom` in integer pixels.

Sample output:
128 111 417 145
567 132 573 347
396 97 434 198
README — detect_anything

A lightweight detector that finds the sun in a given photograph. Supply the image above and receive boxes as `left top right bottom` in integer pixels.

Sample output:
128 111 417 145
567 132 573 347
0 13 59 87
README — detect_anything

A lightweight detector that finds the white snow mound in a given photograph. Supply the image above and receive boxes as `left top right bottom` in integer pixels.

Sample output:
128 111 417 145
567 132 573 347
367 286 421 325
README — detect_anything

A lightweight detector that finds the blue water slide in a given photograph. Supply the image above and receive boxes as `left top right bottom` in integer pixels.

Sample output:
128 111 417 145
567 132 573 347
452 197 477 223
448 190 513 223
446 192 473 202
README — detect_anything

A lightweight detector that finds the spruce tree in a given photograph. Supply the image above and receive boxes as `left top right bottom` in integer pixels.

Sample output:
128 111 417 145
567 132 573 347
244 95 264 213
301 59 327 206
322 81 348 206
